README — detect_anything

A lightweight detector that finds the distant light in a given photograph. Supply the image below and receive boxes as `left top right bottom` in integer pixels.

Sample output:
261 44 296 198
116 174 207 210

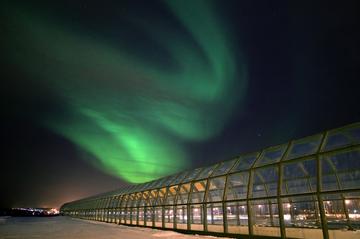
283 214 291 220
345 200 351 205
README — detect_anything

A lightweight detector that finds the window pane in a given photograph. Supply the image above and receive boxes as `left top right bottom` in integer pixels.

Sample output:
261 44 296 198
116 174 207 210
183 168 203 183
165 186 178 205
226 172 249 200
322 194 347 229
190 205 203 224
176 205 188 225
322 123 360 152
282 196 323 239
171 171 190 185
133 208 139 224
251 166 278 198
231 153 259 172
190 181 207 203
177 183 191 204
196 164 219 180
156 188 166 205
282 158 317 195
321 149 360 191
251 199 280 237
344 192 360 230
226 201 249 235
207 176 226 202
254 144 287 167
164 206 174 228
212 158 238 177
285 134 322 160
145 207 153 225
155 207 162 223
207 203 224 232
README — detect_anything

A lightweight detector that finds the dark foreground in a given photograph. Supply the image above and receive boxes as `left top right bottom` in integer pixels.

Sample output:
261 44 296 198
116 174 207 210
0 216 230 239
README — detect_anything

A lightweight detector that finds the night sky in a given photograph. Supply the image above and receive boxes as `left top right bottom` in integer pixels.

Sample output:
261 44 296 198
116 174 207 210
2 0 360 209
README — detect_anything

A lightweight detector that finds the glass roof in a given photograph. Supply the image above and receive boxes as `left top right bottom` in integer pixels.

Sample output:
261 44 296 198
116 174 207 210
230 152 259 172
211 158 238 177
195 164 219 180
285 134 323 160
322 122 360 152
182 168 203 183
61 122 360 209
254 144 288 167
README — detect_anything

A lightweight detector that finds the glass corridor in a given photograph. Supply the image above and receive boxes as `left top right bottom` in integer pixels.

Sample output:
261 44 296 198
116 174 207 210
61 122 360 239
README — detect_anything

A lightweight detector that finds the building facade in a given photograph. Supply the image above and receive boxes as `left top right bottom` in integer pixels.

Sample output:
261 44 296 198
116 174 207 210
61 122 360 239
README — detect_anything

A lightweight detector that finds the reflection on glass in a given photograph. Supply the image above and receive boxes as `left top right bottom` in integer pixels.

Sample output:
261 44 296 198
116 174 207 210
206 203 223 225
176 205 187 224
226 201 248 226
191 205 203 224
282 196 321 228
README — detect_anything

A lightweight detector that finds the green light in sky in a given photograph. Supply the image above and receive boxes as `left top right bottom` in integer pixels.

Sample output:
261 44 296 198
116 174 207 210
3 0 247 183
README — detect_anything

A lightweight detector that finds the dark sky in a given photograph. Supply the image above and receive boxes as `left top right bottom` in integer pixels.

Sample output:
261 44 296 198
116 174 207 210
2 0 360 209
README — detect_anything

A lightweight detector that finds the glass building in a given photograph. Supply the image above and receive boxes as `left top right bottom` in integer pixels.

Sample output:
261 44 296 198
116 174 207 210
61 122 360 239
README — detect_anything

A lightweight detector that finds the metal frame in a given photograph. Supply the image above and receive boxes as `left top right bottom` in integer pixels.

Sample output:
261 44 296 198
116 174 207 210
61 122 360 239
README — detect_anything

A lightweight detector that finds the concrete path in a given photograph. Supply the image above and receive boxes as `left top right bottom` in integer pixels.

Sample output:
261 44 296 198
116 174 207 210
0 216 229 239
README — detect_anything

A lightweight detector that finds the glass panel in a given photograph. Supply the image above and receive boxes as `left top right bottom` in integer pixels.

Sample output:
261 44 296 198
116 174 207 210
177 183 191 204
149 190 158 206
231 153 259 172
251 199 280 237
226 201 248 233
164 206 174 224
212 158 238 177
196 164 219 180
322 123 360 152
171 171 190 185
282 158 317 195
286 134 323 160
156 188 167 205
165 186 178 205
344 192 360 229
128 194 136 208
176 205 188 224
207 203 223 225
190 204 203 224
132 208 139 224
251 166 278 198
254 144 288 167
322 194 347 229
206 176 226 202
145 207 153 223
145 180 157 191
165 173 181 187
155 207 162 223
282 196 323 239
139 192 149 207
121 194 129 207
190 180 207 203
153 176 170 189
225 172 249 200
321 149 360 191
184 168 203 183
120 208 126 221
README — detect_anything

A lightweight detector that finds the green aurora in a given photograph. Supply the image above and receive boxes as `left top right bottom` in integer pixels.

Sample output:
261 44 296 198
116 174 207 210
3 0 247 183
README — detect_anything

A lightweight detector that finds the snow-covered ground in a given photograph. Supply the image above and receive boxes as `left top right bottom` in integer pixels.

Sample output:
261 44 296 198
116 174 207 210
0 216 229 239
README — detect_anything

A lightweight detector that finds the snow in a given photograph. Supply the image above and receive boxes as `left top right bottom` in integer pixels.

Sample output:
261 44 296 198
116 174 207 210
0 216 230 239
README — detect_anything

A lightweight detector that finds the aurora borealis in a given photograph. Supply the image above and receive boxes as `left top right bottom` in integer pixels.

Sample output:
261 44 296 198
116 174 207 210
2 0 360 209
3 0 246 183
